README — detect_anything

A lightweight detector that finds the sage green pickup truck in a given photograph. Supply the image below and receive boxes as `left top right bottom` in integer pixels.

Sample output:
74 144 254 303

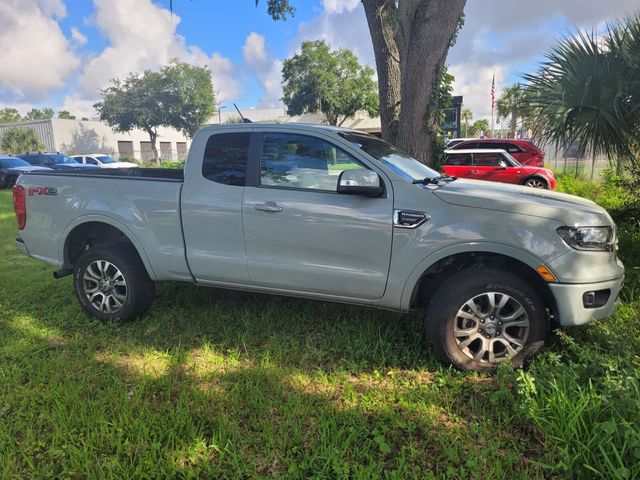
13 124 624 370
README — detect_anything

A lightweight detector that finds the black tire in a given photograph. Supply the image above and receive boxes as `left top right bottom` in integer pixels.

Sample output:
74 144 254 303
73 242 155 321
426 268 547 371
522 176 548 189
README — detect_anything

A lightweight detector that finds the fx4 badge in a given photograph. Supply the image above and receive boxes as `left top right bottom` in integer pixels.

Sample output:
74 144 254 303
28 186 58 196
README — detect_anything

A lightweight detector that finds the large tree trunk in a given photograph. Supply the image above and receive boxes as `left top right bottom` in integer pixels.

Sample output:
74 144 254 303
363 0 401 144
394 0 466 165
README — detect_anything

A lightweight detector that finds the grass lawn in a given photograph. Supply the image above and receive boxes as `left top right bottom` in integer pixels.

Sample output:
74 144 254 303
0 186 638 479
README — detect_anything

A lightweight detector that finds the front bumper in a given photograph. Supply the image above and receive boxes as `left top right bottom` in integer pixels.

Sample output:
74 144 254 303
549 276 624 326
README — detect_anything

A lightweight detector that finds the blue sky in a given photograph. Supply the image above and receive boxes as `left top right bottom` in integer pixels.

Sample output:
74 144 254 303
1 0 638 120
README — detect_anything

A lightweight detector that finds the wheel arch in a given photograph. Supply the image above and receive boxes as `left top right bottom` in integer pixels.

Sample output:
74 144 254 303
520 175 549 188
403 244 558 318
60 216 157 280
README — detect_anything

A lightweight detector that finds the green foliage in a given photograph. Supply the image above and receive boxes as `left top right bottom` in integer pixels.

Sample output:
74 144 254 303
461 108 473 137
496 84 526 137
468 119 489 137
24 108 54 121
95 60 214 163
524 16 640 167
0 127 45 154
57 110 76 120
282 40 379 126
0 108 22 123
555 169 629 211
256 0 294 20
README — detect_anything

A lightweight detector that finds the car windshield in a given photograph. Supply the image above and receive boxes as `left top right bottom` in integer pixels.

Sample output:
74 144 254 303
95 155 117 164
338 132 440 182
48 154 79 164
504 152 522 166
0 158 30 168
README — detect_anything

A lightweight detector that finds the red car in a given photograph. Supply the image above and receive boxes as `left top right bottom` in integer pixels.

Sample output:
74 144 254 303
442 149 556 189
448 138 545 167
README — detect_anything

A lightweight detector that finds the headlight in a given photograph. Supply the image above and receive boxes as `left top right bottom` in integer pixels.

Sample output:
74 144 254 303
557 226 614 251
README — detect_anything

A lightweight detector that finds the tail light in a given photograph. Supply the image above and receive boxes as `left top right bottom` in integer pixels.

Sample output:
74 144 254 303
13 185 26 230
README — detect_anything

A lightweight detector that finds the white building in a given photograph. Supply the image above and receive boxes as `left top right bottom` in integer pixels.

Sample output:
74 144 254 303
0 119 191 162
0 109 382 161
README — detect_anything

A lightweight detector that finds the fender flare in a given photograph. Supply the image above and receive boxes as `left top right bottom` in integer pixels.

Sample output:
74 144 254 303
399 241 553 310
58 214 158 280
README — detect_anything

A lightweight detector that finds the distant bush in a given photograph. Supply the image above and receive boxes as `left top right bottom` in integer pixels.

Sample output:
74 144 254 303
555 169 629 211
159 161 184 169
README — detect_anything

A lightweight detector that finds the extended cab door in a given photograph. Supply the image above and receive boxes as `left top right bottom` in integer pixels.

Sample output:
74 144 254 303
242 131 393 300
181 130 253 285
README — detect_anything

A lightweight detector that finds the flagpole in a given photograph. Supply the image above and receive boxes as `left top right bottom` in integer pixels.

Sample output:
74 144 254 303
490 69 495 138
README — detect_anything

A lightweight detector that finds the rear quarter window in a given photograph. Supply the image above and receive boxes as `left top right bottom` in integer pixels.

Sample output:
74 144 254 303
202 132 251 186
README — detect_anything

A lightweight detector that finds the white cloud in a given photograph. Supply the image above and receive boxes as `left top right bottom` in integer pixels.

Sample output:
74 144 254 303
0 0 79 101
293 2 374 67
71 27 87 45
322 0 361 14
243 32 283 108
72 0 240 116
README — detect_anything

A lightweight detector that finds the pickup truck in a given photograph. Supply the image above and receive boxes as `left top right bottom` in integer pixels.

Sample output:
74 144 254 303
12 124 624 371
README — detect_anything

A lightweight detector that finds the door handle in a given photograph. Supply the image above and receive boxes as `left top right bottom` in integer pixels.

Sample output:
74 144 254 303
469 170 479 174
253 201 283 213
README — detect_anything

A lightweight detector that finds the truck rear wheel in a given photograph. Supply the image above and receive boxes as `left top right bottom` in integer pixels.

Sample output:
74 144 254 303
73 243 155 322
426 268 547 371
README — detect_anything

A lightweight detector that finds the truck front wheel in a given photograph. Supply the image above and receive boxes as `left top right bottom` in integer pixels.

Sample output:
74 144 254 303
73 243 155 322
426 268 547 371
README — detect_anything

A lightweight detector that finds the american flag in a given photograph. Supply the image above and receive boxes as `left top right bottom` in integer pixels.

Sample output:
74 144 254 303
491 71 495 112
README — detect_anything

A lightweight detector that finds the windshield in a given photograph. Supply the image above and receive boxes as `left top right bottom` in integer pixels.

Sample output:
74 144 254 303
504 152 522 166
48 154 79 164
0 157 30 168
338 132 440 182
95 155 117 164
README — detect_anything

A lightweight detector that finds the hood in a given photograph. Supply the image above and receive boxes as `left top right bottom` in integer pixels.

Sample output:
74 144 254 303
7 165 52 172
101 162 138 168
434 178 612 226
55 163 99 169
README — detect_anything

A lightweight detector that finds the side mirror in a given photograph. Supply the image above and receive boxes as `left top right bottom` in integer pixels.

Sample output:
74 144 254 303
337 168 384 197
498 161 508 169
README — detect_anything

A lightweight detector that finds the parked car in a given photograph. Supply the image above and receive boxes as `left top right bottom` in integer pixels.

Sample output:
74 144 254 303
0 156 52 188
18 153 98 171
12 124 623 371
449 139 545 167
71 154 137 169
442 149 556 189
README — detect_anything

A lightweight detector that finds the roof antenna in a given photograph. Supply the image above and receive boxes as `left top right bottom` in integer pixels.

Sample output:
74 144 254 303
233 103 252 123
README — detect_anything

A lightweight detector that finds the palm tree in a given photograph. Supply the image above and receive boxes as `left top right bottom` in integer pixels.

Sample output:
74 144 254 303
496 84 526 138
461 108 473 137
524 16 640 175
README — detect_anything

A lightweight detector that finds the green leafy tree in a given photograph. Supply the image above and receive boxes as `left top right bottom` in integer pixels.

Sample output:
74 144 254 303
468 119 489 137
0 108 22 123
524 16 640 175
95 61 215 164
57 110 76 120
1 127 45 154
161 60 215 137
461 108 473 137
282 40 378 126
24 108 54 120
496 84 526 138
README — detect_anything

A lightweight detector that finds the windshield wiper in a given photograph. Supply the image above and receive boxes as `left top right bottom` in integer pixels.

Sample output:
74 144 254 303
412 174 457 185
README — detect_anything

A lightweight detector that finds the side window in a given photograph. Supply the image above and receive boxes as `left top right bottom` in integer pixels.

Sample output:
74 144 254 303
501 143 522 153
454 141 477 150
202 132 251 186
473 153 504 166
444 153 472 166
86 157 99 165
260 133 365 191
477 142 499 149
